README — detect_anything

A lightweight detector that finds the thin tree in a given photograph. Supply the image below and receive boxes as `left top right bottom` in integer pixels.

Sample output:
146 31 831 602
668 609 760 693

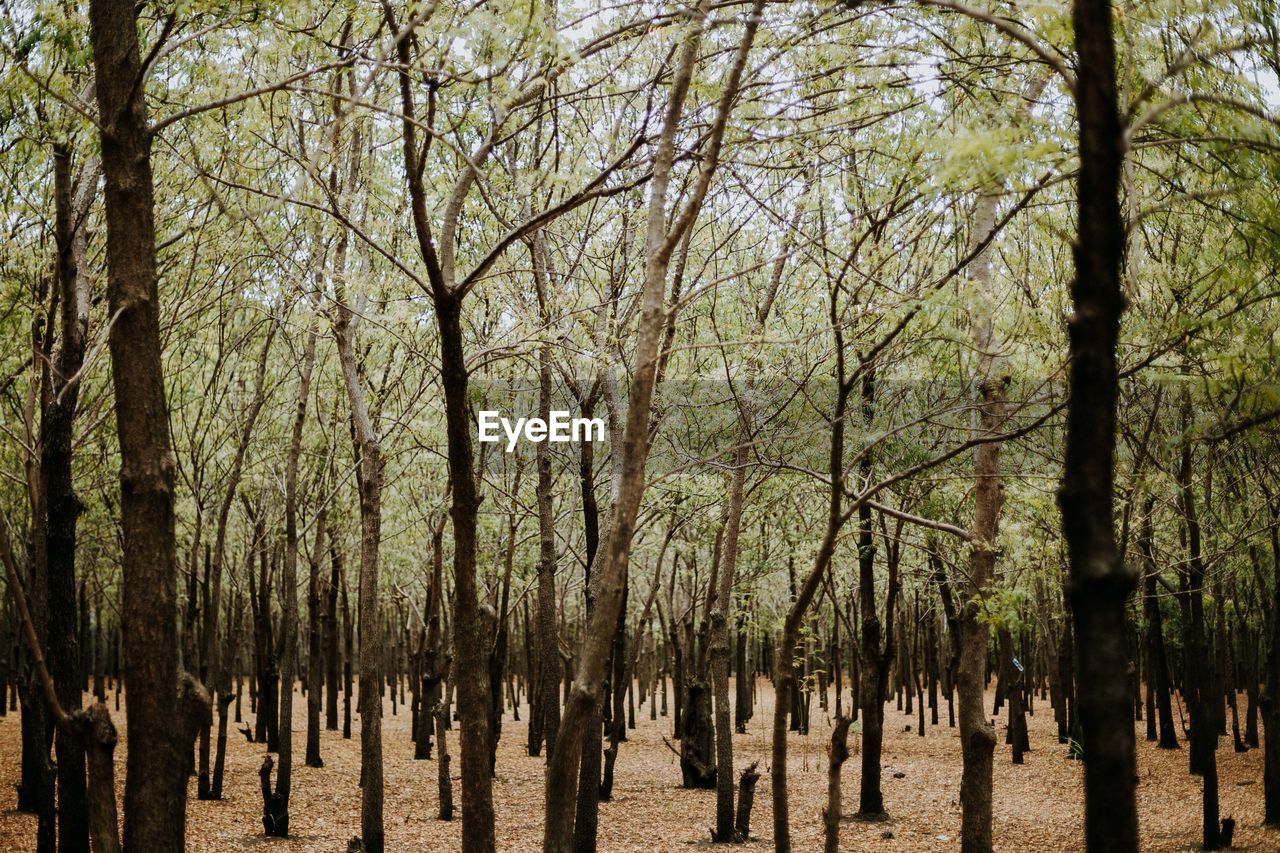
542 2 765 847
1058 0 1139 848
43 144 100 853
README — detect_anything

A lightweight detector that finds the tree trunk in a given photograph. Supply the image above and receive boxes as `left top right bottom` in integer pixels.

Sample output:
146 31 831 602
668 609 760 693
88 0 193 845
335 278 385 852
327 541 342 731
200 325 274 798
44 144 98 853
306 508 326 767
1060 0 1139 847
824 717 852 853
571 390 603 852
533 282 561 762
276 316 318 828
1180 439 1220 849
1263 497 1280 824
707 208 792 839
734 761 761 841
1139 500 1179 749
541 5 762 847
434 293 496 853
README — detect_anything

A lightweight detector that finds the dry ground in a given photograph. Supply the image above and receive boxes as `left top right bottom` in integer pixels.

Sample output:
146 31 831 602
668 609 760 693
0 679 1275 851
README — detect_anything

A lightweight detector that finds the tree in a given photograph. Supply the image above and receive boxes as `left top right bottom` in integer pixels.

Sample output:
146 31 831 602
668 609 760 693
88 0 207 847
1058 0 1139 848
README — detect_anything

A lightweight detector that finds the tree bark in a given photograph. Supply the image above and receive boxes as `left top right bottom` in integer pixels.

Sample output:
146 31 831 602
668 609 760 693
306 506 327 767
1180 437 1220 849
276 315 319 828
1263 495 1280 824
44 144 98 853
532 242 561 763
824 717 852 853
1060 0 1139 847
434 292 496 852
88 1 192 846
327 539 341 731
335 277 385 852
1139 499 1179 749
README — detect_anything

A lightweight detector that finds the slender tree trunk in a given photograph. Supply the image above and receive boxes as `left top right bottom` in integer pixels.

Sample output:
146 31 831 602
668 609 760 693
335 256 385 851
571 390 603 852
1263 497 1280 824
709 206 793 840
542 4 763 846
326 541 341 731
200 324 274 799
433 293 496 852
1139 500 1179 749
306 509 326 767
824 717 852 853
1180 438 1221 849
951 65 1048 840
44 145 98 853
533 255 561 761
1060 0 1139 846
274 316 318 831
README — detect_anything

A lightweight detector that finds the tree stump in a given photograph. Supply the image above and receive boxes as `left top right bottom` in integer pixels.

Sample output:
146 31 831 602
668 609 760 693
735 761 761 841
259 756 289 837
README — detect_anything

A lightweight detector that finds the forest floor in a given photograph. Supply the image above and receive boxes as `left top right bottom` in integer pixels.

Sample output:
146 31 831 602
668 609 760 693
0 679 1275 851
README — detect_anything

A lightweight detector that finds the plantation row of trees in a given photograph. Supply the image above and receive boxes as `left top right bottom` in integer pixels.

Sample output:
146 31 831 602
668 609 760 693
2 0 1280 851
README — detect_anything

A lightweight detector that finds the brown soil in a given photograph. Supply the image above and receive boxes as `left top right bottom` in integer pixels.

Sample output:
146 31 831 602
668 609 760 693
0 681 1273 851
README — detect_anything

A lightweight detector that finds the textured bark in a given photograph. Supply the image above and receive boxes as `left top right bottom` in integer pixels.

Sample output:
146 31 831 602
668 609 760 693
734 761 760 841
77 703 122 853
1060 0 1139 847
2 524 121 853
853 374 900 822
856 506 889 819
250 519 279 751
1264 497 1280 824
335 281 385 853
326 541 341 731
437 687 455 822
533 247 561 762
418 510 449 762
435 293 495 852
824 717 852 853
259 756 288 836
277 317 318 825
571 390 603 852
679 681 715 789
958 387 1000 853
88 1 190 847
998 629 1028 763
306 510 326 767
735 610 752 733
44 144 98 853
1180 440 1220 849
772 431 848 852
343 567 353 740
18 177 56 853
383 5 495 836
